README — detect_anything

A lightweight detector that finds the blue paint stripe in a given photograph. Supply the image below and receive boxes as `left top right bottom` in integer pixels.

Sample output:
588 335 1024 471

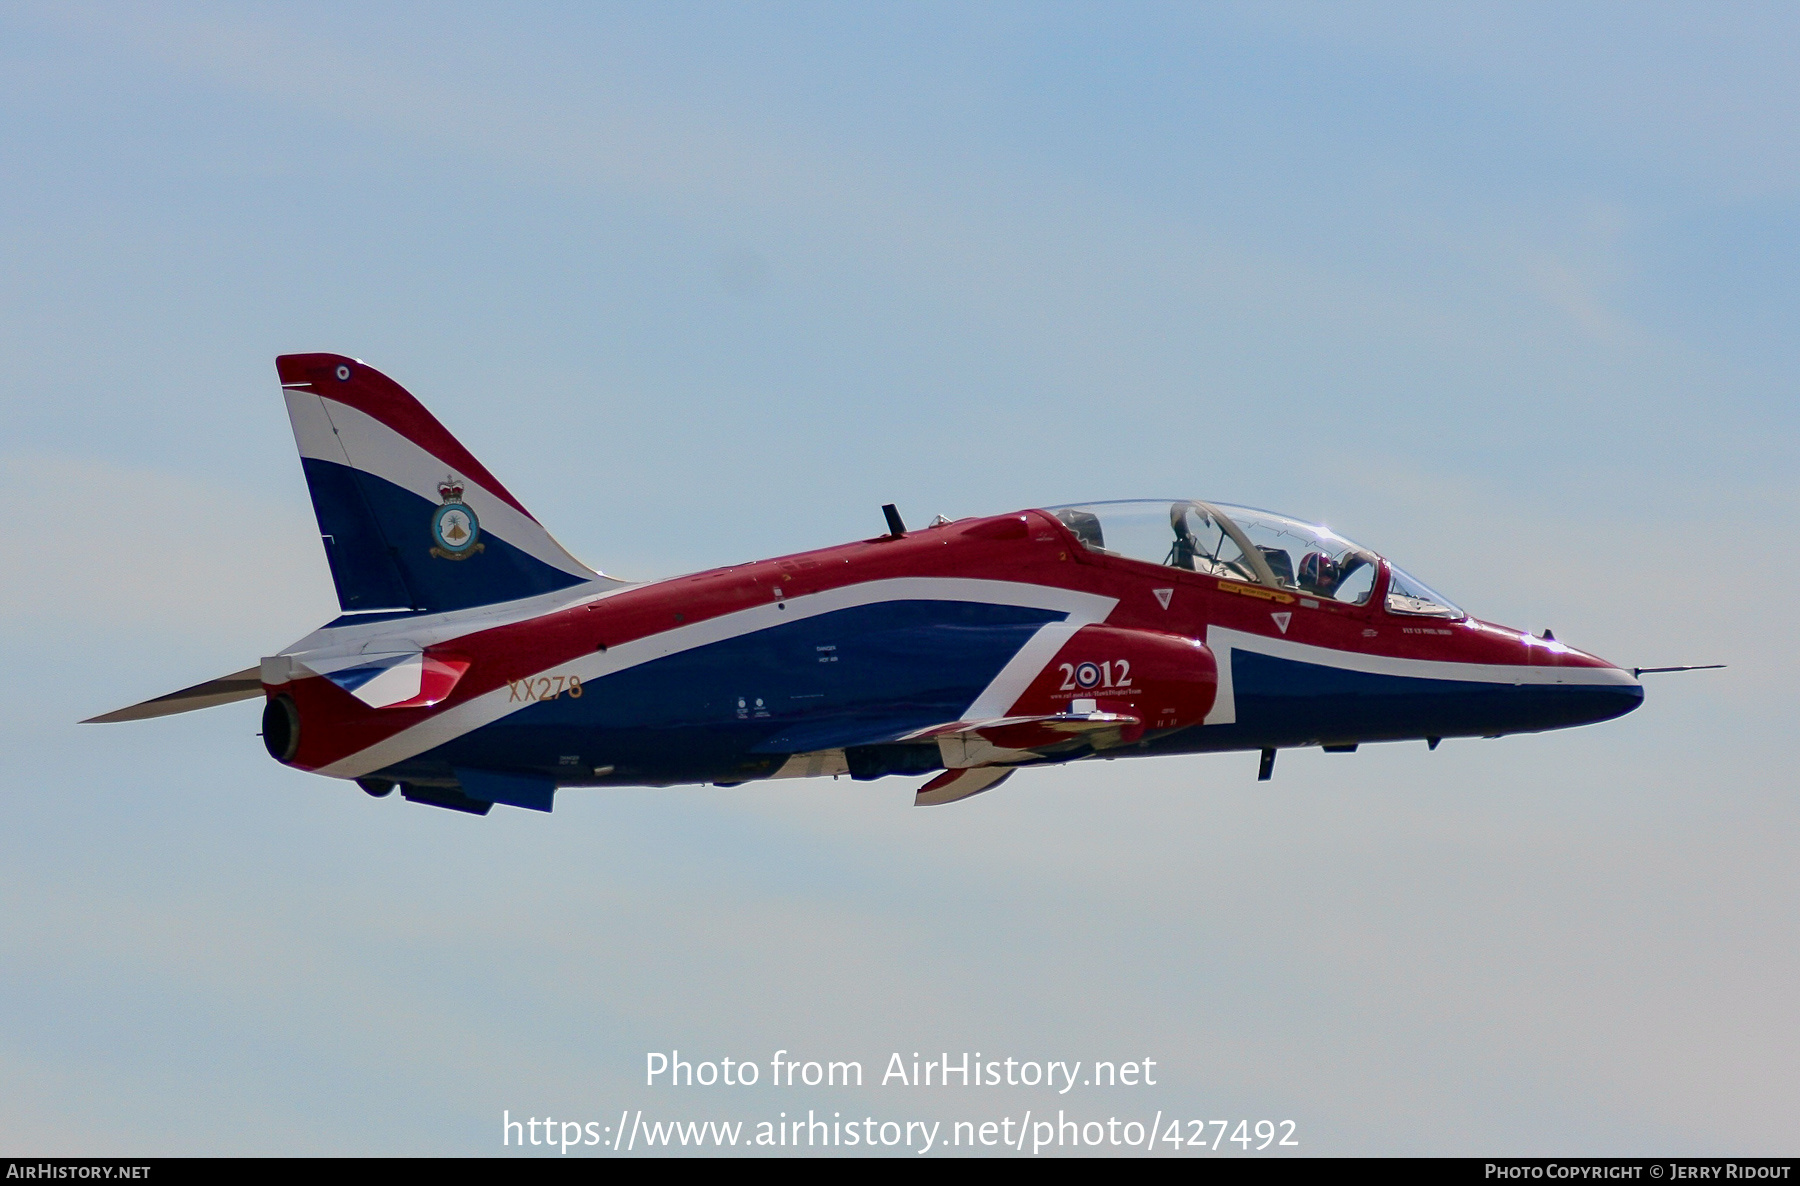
300 458 587 612
1159 649 1644 750
385 599 1066 784
323 663 394 693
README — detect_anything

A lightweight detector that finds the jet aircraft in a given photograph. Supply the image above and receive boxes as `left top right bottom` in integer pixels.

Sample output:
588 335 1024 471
88 354 1659 812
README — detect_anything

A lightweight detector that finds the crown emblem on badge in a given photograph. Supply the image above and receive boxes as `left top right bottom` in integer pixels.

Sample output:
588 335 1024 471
429 473 484 561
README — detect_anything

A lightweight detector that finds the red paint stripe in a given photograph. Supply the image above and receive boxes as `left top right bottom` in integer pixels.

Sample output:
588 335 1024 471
275 353 533 519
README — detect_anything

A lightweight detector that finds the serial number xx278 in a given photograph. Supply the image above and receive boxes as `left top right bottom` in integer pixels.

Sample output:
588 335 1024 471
509 674 583 703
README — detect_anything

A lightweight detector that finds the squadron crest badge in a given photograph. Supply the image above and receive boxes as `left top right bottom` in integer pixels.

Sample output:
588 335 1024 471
429 477 485 560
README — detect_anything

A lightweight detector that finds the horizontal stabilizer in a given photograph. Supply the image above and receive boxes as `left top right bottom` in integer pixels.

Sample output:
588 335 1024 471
83 668 262 724
915 766 1013 807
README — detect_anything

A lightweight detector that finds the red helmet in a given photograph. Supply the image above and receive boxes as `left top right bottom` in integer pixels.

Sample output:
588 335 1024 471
1298 551 1339 592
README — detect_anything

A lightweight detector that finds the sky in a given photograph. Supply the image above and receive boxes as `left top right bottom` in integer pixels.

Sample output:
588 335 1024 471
0 0 1794 1156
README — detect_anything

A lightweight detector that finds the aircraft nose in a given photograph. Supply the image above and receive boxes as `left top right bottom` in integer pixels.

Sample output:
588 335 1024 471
1523 663 1642 732
1572 670 1643 724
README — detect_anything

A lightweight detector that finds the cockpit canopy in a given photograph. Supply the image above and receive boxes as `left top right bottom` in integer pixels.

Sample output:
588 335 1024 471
1043 500 1462 619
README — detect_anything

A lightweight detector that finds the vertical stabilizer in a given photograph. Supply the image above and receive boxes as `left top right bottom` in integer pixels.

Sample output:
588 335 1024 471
278 353 598 614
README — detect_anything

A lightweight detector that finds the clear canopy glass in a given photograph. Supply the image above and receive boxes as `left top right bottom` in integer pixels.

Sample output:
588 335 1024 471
1043 499 1462 617
1382 563 1462 618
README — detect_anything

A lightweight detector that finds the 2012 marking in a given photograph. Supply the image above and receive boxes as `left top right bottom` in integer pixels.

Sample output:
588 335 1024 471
1059 660 1132 691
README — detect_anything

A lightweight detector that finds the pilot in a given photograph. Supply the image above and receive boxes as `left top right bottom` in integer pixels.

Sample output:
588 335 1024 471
1297 551 1338 594
1299 550 1370 599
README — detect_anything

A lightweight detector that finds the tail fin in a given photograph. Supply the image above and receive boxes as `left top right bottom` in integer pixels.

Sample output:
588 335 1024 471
278 353 598 614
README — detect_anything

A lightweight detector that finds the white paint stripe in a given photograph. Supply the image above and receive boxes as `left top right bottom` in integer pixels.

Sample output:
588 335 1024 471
1205 626 1237 725
283 386 354 468
962 615 1111 720
302 650 417 677
347 656 425 708
282 389 594 579
317 577 1117 778
1203 624 1635 729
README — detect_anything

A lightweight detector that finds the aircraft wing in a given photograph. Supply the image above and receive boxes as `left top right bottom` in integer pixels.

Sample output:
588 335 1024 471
900 710 1140 743
83 668 263 723
753 705 1142 758
758 708 1143 806
903 709 1143 763
907 710 1143 801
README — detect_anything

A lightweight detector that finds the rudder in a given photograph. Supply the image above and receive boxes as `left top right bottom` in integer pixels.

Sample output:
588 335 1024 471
278 353 598 614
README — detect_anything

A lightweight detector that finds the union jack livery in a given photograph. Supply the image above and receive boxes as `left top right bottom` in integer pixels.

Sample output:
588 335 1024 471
88 353 1653 814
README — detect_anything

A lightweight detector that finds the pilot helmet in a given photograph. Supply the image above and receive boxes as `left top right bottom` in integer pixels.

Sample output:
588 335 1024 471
1298 551 1340 591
